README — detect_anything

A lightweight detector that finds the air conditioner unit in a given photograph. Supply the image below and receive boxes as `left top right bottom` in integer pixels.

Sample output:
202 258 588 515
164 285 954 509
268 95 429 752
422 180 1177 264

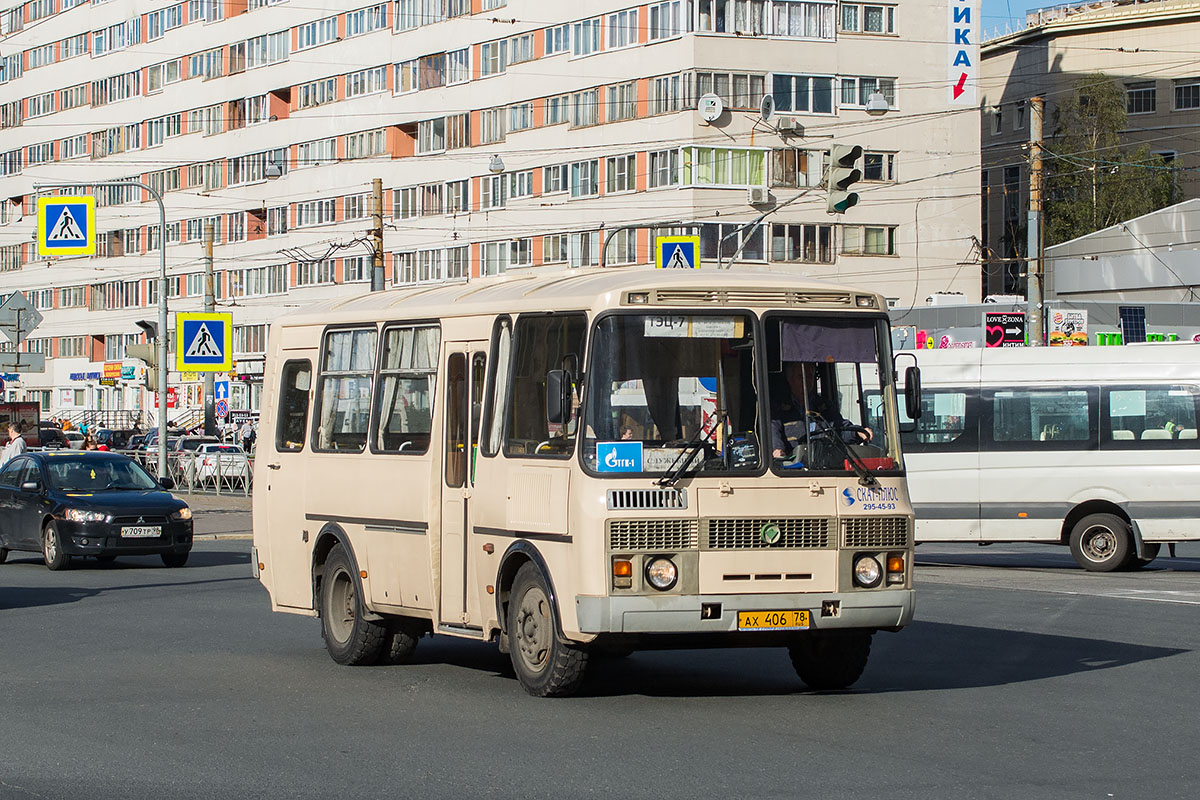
776 117 802 135
747 186 771 206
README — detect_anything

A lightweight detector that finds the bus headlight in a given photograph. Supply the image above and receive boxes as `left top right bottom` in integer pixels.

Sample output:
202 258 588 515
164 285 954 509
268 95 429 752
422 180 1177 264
853 556 882 588
645 557 678 591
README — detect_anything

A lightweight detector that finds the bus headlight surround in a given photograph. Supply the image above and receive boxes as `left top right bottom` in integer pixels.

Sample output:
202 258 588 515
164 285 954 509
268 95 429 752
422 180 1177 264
645 557 678 591
853 555 883 588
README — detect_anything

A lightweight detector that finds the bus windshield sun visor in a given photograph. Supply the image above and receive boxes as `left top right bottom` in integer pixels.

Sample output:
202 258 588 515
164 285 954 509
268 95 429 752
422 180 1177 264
780 320 876 363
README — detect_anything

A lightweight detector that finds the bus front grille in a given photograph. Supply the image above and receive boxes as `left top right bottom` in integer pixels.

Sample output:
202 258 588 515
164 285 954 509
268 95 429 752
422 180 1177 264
648 288 854 307
841 516 911 548
607 488 687 511
608 520 699 552
704 518 833 549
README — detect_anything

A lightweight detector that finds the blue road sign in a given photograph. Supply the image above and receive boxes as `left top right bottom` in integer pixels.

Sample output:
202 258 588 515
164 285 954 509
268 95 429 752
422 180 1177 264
175 312 232 372
656 236 700 269
215 398 229 418
38 196 95 256
215 380 230 402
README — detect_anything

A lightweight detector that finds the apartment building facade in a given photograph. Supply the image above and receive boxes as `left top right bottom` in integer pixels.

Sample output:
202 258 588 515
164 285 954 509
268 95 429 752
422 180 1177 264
980 0 1200 297
0 0 978 421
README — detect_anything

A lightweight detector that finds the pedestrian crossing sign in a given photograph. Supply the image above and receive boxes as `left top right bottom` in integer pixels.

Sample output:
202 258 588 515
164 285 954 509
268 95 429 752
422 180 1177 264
175 312 233 372
656 236 700 269
37 196 96 256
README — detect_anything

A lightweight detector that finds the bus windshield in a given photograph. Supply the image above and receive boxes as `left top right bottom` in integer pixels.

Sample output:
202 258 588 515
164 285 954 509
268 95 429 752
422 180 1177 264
764 315 898 475
584 313 760 476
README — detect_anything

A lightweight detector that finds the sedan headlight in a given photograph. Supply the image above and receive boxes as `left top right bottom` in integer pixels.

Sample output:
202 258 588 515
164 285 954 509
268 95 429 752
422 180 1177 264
645 557 678 591
853 556 883 588
171 507 193 521
65 509 109 523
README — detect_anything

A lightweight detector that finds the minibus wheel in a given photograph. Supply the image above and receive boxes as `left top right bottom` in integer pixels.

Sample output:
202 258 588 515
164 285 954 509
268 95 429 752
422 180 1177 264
1069 514 1133 572
788 631 873 691
320 543 387 666
506 563 588 697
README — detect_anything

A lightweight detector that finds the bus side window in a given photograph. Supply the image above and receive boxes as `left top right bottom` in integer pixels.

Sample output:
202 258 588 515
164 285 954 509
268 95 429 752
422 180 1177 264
504 313 586 458
374 324 439 454
1105 386 1200 446
990 388 1093 447
313 327 377 453
481 317 512 458
276 360 312 452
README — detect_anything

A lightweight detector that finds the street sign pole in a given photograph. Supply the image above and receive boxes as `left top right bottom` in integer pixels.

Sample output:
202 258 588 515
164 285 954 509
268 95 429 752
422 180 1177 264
35 180 170 479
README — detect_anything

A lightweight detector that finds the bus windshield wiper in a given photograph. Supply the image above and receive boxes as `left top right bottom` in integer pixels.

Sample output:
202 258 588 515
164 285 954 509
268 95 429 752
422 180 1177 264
810 414 878 487
656 422 718 488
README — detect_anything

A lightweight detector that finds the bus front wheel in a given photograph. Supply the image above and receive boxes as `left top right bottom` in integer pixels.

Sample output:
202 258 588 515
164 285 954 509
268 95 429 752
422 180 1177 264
1069 514 1133 572
506 563 588 697
320 544 388 666
788 632 872 691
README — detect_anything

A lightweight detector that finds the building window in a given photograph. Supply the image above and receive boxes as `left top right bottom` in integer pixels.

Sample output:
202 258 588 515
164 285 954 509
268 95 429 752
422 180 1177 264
449 49 469 84
544 164 569 194
684 147 767 186
700 222 765 262
245 31 289 68
481 40 507 76
446 113 470 149
298 78 337 109
772 1 836 38
991 105 1003 135
509 32 535 63
346 129 386 159
344 194 368 220
608 229 638 264
649 1 683 39
569 231 601 267
508 170 534 199
571 89 600 127
839 2 894 34
1003 166 1020 223
570 159 599 198
546 24 570 55
696 71 766 111
770 148 823 187
608 82 637 121
343 257 368 283
861 151 895 182
696 0 767 34
295 199 338 228
446 245 469 279
770 223 834 263
480 174 506 210
446 180 469 213
297 138 336 167
296 16 337 50
1126 82 1156 114
346 4 387 37
651 74 685 114
1014 99 1026 131
649 149 681 187
572 18 602 56
546 95 570 125
841 225 897 255
481 242 508 276
418 249 443 282
608 8 639 48
392 252 415 285
296 260 336 286
509 102 534 132
839 76 895 108
607 154 637 193
347 66 387 97
772 74 834 114
544 233 569 263
1174 78 1200 110
480 108 505 145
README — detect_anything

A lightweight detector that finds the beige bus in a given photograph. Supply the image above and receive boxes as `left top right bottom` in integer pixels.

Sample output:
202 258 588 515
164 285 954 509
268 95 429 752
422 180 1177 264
252 268 919 696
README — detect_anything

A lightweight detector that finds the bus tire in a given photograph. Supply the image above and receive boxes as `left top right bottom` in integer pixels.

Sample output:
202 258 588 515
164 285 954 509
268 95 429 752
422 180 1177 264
788 631 872 691
507 563 588 697
385 619 422 665
1128 542 1161 570
1069 513 1133 572
320 544 387 666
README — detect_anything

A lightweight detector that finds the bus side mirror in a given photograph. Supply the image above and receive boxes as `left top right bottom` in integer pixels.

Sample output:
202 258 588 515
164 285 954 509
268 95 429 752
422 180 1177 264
545 370 572 426
904 365 923 421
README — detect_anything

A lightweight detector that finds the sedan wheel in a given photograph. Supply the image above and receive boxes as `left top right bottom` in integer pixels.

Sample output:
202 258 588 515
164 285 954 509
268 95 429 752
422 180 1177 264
43 522 71 571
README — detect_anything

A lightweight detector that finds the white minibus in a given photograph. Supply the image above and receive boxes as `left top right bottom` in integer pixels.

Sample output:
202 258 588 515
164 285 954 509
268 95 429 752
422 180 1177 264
887 344 1200 571
252 268 919 696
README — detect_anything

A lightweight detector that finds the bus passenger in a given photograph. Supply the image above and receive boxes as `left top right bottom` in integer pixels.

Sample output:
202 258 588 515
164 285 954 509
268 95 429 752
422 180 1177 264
771 361 872 460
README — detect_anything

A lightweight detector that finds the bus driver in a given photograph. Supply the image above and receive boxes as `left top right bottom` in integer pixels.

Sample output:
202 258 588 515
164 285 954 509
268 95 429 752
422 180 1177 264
771 361 872 460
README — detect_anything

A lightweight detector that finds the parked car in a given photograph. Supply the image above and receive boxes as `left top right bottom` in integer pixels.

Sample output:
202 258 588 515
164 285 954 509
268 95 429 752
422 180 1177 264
37 426 69 450
96 428 137 450
0 451 192 570
63 430 86 449
172 435 220 453
178 443 251 488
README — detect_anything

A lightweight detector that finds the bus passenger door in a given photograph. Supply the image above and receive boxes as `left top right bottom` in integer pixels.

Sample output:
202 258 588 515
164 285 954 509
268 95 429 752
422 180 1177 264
440 344 487 628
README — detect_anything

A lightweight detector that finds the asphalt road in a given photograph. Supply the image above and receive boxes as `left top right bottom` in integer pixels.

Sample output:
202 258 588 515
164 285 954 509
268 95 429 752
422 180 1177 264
2 520 1199 800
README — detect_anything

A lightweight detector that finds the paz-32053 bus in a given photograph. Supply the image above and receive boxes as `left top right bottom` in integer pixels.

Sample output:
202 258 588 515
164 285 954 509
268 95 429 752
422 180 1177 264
252 268 920 696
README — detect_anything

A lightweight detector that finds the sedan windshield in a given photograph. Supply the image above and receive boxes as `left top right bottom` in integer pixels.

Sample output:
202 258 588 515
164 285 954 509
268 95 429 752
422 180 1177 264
584 313 760 475
46 456 160 492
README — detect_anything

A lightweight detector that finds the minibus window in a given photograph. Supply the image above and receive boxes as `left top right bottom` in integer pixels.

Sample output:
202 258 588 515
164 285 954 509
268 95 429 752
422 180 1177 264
374 324 439 454
503 313 586 458
481 317 512 457
313 327 377 453
276 360 312 452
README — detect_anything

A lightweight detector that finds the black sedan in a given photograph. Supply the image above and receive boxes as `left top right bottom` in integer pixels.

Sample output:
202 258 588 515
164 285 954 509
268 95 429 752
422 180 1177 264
0 452 193 570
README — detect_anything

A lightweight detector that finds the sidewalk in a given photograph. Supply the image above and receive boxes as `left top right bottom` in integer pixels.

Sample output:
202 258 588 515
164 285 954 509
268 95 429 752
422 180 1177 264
181 492 253 539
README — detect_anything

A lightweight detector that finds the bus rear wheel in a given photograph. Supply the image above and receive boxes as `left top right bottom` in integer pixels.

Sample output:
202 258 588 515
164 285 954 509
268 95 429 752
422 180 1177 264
788 632 872 691
1069 514 1133 572
320 544 387 666
506 563 588 697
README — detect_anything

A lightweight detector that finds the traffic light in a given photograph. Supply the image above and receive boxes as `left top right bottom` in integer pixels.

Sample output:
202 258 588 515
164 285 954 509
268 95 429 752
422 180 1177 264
128 320 158 390
826 144 864 214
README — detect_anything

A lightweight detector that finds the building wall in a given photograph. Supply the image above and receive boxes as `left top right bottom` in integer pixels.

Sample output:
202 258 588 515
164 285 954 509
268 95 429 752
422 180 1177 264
980 1 1200 297
0 0 978 420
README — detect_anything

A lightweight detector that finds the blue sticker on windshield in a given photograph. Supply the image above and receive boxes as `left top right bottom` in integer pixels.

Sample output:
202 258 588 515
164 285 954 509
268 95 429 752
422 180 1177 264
596 442 642 473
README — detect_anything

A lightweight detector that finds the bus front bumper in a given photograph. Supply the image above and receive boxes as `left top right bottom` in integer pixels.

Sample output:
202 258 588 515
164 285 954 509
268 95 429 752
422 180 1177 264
575 588 914 635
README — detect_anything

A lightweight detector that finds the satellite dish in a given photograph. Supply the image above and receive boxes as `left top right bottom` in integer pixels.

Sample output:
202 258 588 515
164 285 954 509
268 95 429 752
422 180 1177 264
759 94 776 124
698 92 724 123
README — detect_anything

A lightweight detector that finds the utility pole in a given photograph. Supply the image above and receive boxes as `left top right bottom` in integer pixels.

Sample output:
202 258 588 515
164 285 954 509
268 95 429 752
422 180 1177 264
371 178 384 291
1027 96 1044 346
203 223 216 435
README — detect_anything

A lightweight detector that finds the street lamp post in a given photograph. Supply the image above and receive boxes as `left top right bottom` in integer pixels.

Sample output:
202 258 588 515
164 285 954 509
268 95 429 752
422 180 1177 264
36 180 170 479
